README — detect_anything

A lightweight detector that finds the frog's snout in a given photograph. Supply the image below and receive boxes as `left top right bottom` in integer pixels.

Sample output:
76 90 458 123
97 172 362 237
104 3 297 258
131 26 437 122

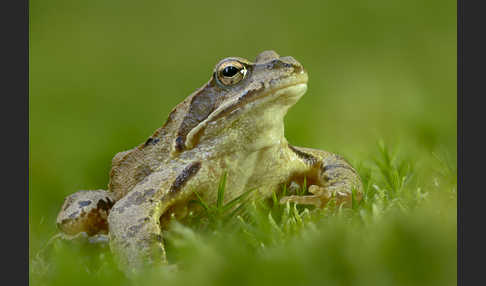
278 56 305 74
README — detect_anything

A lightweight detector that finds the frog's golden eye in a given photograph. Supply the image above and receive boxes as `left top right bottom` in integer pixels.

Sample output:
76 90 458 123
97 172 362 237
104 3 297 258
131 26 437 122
216 61 247 86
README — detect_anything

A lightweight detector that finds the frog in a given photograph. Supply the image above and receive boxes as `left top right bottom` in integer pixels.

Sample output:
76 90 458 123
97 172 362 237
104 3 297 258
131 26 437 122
56 50 363 274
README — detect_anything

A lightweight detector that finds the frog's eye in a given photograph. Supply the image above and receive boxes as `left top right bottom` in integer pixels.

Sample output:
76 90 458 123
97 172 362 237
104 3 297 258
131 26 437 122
216 61 247 86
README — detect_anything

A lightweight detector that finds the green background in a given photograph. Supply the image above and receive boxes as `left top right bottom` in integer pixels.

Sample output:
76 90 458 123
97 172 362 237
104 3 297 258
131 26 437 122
30 0 456 285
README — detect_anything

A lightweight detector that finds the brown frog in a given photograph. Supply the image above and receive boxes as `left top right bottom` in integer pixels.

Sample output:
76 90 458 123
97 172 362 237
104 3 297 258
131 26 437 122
56 50 362 274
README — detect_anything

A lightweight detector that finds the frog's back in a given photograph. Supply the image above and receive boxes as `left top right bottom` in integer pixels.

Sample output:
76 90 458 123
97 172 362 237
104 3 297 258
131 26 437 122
108 97 193 200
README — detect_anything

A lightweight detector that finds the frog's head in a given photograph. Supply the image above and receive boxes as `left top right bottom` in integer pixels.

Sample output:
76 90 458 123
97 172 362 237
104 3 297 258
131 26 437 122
174 50 308 153
213 50 308 102
213 50 307 109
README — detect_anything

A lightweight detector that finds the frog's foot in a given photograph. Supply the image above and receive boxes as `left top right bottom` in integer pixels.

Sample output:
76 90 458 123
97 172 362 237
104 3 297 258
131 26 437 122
279 185 331 208
279 184 354 208
56 190 115 236
282 146 363 209
279 194 321 207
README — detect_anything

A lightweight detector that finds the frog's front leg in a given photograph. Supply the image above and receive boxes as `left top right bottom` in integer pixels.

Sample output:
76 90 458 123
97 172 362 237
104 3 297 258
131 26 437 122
108 187 167 274
281 146 363 208
108 162 204 274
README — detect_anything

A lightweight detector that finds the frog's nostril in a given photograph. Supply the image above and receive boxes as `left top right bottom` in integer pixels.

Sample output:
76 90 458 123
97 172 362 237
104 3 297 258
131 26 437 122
263 56 305 75
293 65 304 74
279 56 303 68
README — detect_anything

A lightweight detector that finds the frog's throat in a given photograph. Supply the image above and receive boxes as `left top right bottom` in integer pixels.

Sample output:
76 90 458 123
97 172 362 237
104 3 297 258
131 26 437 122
183 82 308 150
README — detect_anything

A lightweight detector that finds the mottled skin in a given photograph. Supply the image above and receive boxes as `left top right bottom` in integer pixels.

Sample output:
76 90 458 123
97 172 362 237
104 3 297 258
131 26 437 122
56 50 362 274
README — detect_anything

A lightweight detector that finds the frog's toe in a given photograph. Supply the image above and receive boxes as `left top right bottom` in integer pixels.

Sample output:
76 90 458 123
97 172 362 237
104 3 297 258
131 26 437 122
308 185 327 196
280 184 356 208
279 195 322 208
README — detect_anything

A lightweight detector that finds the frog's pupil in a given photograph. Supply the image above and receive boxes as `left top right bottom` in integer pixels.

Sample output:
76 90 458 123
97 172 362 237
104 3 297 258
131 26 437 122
222 66 239 77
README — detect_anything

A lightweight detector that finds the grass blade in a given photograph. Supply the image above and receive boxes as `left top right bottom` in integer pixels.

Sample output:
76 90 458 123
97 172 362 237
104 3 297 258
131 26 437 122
217 172 227 209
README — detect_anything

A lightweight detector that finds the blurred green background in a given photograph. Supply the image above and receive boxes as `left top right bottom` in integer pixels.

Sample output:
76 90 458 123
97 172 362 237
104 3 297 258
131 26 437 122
30 0 456 285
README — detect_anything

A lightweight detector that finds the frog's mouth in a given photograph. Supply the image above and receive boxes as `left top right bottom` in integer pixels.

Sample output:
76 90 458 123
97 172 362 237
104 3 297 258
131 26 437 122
183 74 308 150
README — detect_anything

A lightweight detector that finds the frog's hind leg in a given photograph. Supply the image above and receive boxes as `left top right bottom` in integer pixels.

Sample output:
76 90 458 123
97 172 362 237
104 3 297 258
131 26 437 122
56 189 115 237
280 146 363 208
